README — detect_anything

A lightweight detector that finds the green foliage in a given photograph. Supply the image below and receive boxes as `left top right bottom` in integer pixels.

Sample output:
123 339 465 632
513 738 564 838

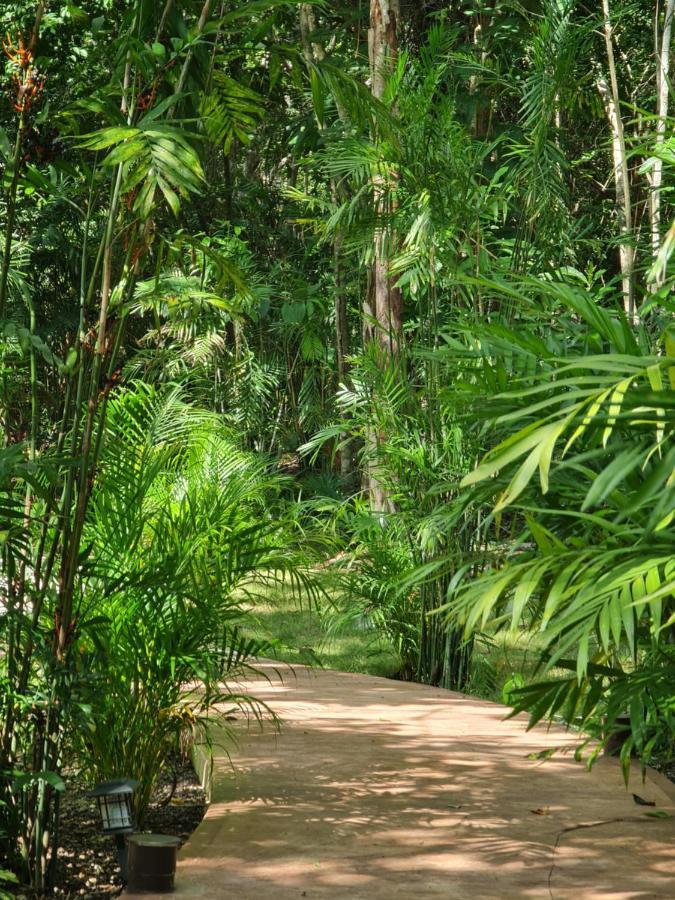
80 116 204 218
241 584 402 678
74 383 313 819
201 72 265 153
435 277 675 773
322 502 422 678
0 1 321 888
2 0 675 890
302 346 483 690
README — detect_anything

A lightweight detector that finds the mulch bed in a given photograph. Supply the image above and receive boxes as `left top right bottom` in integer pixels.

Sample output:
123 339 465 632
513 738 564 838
46 757 206 898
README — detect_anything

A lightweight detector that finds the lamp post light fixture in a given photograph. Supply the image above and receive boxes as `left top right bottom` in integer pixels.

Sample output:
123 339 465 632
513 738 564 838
87 778 139 881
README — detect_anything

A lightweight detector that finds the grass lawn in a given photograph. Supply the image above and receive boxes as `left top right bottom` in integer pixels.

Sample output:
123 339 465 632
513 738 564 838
242 588 544 702
468 631 548 703
242 592 401 678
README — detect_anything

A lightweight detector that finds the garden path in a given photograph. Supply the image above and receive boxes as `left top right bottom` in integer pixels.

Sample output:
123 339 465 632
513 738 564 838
128 663 675 899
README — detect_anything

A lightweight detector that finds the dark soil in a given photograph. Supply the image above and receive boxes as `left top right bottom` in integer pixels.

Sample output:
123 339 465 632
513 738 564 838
48 757 206 899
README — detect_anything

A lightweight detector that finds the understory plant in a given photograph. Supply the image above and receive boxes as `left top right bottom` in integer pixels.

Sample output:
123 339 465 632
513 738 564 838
434 276 675 774
304 347 485 689
72 383 315 820
2 1 675 889
0 0 284 887
315 498 421 679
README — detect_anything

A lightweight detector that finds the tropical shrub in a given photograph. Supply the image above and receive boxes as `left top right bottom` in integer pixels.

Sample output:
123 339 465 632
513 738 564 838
318 500 421 679
73 383 315 819
435 277 675 774
304 348 484 689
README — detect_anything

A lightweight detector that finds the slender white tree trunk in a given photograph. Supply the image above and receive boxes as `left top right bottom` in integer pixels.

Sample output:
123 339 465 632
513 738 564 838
648 0 675 289
599 0 635 320
368 0 402 356
299 3 324 64
366 0 402 513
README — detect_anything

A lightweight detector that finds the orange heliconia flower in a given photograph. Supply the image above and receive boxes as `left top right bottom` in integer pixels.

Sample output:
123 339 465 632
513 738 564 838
3 32 44 114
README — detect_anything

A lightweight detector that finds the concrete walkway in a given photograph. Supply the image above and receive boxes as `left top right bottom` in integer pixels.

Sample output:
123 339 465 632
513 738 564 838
132 664 675 899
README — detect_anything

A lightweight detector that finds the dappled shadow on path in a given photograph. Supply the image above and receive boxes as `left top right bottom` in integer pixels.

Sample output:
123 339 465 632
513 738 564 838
170 666 675 900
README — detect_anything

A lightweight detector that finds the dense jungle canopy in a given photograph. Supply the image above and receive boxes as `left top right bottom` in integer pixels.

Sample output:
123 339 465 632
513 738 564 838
0 1 674 893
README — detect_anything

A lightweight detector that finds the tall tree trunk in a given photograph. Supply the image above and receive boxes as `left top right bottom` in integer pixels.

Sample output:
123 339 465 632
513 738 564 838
299 4 356 486
365 0 402 513
599 0 636 320
648 0 675 290
368 0 402 355
299 3 324 64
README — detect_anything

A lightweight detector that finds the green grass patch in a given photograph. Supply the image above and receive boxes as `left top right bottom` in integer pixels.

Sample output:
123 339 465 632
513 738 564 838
467 631 548 703
242 593 401 679
243 588 547 698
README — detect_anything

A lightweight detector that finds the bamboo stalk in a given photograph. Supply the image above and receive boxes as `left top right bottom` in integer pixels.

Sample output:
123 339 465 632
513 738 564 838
599 0 636 321
174 0 213 101
648 0 675 290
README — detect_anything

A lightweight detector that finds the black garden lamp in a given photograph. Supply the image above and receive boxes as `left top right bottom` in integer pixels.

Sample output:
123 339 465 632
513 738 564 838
87 778 139 881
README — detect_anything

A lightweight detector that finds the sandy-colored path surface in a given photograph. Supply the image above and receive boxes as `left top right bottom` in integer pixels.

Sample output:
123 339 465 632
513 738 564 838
129 664 675 899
